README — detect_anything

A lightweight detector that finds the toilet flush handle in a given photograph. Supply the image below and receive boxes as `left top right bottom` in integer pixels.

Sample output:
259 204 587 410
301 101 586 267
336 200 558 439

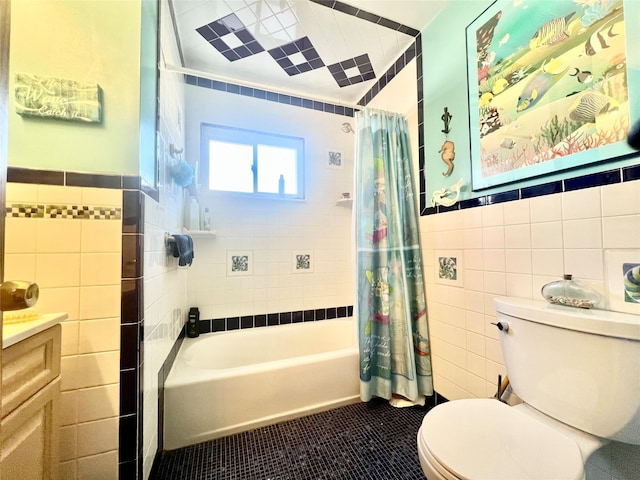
491 321 510 332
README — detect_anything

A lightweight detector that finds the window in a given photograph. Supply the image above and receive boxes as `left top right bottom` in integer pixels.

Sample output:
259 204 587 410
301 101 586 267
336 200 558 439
201 124 304 199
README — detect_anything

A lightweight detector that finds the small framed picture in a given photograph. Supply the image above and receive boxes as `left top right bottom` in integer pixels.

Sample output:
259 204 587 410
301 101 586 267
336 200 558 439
292 250 313 273
605 250 640 314
227 250 253 276
434 250 464 287
326 149 343 169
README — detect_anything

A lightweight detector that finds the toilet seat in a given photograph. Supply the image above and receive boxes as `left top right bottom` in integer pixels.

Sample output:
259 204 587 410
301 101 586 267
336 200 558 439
417 399 585 480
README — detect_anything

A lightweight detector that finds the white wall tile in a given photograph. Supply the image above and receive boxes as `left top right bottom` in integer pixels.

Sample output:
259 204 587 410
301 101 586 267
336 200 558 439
530 194 562 222
60 390 78 426
602 215 640 248
79 285 121 320
482 226 505 249
76 417 119 457
483 272 506 295
78 318 120 353
463 228 483 249
6 183 39 202
4 253 36 281
37 286 80 320
505 249 532 274
61 320 79 356
81 187 123 207
531 249 564 276
61 352 120 390
76 450 118 480
562 188 601 220
531 221 563 249
564 249 604 280
5 218 38 253
503 198 530 225
505 273 533 299
76 384 120 422
81 220 123 253
80 253 122 286
483 249 506 272
36 253 81 287
481 204 504 227
504 224 531 249
601 181 640 217
59 425 77 462
37 185 83 204
36 219 82 253
563 218 602 248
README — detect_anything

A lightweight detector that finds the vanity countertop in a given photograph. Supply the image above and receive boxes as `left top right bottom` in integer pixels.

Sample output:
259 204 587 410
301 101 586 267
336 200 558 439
3 313 68 349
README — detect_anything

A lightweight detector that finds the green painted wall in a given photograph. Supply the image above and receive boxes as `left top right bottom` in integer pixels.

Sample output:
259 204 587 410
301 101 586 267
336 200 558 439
422 0 640 203
8 0 143 175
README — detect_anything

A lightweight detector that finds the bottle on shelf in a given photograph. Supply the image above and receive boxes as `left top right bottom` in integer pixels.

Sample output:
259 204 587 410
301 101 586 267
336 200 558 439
202 207 211 231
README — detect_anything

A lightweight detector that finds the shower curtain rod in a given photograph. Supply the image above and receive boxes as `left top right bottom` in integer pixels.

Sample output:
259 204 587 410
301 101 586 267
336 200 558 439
161 63 363 110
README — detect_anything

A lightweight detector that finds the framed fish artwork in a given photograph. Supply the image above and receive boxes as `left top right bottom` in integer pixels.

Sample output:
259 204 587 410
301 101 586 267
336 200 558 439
466 0 640 190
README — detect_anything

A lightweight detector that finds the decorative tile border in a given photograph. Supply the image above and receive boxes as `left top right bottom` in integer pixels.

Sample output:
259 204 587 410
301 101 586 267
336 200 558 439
198 305 354 334
422 166 640 216
6 202 122 220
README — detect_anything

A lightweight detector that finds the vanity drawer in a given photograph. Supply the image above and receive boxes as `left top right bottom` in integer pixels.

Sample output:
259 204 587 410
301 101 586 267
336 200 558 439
2 324 61 418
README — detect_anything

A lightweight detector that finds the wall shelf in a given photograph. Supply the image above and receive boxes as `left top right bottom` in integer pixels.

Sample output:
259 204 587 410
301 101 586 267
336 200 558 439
336 198 353 207
182 229 217 238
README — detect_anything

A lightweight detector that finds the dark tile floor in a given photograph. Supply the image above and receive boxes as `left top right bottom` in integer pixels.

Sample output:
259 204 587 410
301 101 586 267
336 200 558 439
154 398 430 480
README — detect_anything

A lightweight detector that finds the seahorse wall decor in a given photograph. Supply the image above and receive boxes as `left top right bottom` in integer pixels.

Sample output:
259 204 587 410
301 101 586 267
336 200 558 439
431 178 464 208
439 140 455 177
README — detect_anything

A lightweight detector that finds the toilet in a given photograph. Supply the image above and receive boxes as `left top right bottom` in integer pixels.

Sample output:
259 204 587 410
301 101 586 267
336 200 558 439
417 296 640 480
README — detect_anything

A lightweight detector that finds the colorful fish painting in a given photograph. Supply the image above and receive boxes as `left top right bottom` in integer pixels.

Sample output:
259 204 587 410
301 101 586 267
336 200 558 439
468 0 631 189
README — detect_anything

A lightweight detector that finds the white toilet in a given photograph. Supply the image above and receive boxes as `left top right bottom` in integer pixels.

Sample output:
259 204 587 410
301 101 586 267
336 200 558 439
417 296 640 480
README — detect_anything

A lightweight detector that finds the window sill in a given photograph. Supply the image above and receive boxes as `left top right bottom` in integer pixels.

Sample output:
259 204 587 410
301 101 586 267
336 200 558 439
182 229 217 238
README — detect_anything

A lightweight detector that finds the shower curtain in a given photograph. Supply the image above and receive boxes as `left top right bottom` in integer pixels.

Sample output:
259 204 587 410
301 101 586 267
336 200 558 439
355 108 433 403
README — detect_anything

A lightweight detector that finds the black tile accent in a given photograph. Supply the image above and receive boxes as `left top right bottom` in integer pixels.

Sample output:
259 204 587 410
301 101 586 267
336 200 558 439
267 313 279 326
459 197 487 210
123 175 141 190
304 310 315 322
267 37 325 77
241 316 253 329
337 306 347 318
326 307 337 319
316 308 326 321
123 190 144 234
292 311 303 323
118 460 137 479
66 171 122 189
212 318 225 332
347 305 354 316
199 319 211 334
7 167 64 185
227 317 240 330
255 314 267 327
564 169 621 191
623 165 640 181
119 414 138 463
120 323 140 370
196 14 264 62
520 181 564 199
279 311 292 324
120 369 138 416
487 189 519 204
121 278 143 324
122 234 144 278
438 204 460 213
328 53 375 88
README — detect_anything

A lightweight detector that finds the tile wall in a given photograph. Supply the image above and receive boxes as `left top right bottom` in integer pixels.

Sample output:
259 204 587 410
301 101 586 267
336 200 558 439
420 179 640 399
5 182 123 479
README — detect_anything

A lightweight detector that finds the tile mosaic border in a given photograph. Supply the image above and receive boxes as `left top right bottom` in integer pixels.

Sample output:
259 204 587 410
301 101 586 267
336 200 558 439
198 305 354 334
6 203 122 220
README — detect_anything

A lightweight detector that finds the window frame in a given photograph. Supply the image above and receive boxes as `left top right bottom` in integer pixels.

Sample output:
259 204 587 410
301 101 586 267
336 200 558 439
200 123 305 200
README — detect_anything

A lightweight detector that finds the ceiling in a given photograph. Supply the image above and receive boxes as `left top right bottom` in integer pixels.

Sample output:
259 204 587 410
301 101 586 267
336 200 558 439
167 0 448 105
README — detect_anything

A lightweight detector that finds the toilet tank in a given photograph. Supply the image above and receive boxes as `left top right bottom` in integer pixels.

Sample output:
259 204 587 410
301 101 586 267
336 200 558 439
493 297 640 445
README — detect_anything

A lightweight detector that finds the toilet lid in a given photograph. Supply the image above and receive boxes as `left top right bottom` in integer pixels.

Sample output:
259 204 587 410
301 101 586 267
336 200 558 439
419 399 584 480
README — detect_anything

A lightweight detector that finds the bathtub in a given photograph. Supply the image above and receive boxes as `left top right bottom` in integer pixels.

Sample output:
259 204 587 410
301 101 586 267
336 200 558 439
163 318 360 450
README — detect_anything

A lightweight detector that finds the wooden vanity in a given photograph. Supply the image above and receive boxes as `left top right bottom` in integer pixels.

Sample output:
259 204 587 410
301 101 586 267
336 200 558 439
1 314 66 480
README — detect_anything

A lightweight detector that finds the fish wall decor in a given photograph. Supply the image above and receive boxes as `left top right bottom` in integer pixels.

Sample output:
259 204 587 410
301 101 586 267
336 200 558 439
439 140 455 177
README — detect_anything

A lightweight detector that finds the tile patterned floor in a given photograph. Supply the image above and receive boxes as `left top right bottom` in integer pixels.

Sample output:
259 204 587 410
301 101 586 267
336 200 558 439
154 399 430 480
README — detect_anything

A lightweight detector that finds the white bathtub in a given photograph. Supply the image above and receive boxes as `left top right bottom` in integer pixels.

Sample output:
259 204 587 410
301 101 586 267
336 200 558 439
163 318 360 450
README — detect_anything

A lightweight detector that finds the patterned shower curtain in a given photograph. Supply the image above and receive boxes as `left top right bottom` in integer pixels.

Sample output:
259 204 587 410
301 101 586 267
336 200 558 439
355 108 433 403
